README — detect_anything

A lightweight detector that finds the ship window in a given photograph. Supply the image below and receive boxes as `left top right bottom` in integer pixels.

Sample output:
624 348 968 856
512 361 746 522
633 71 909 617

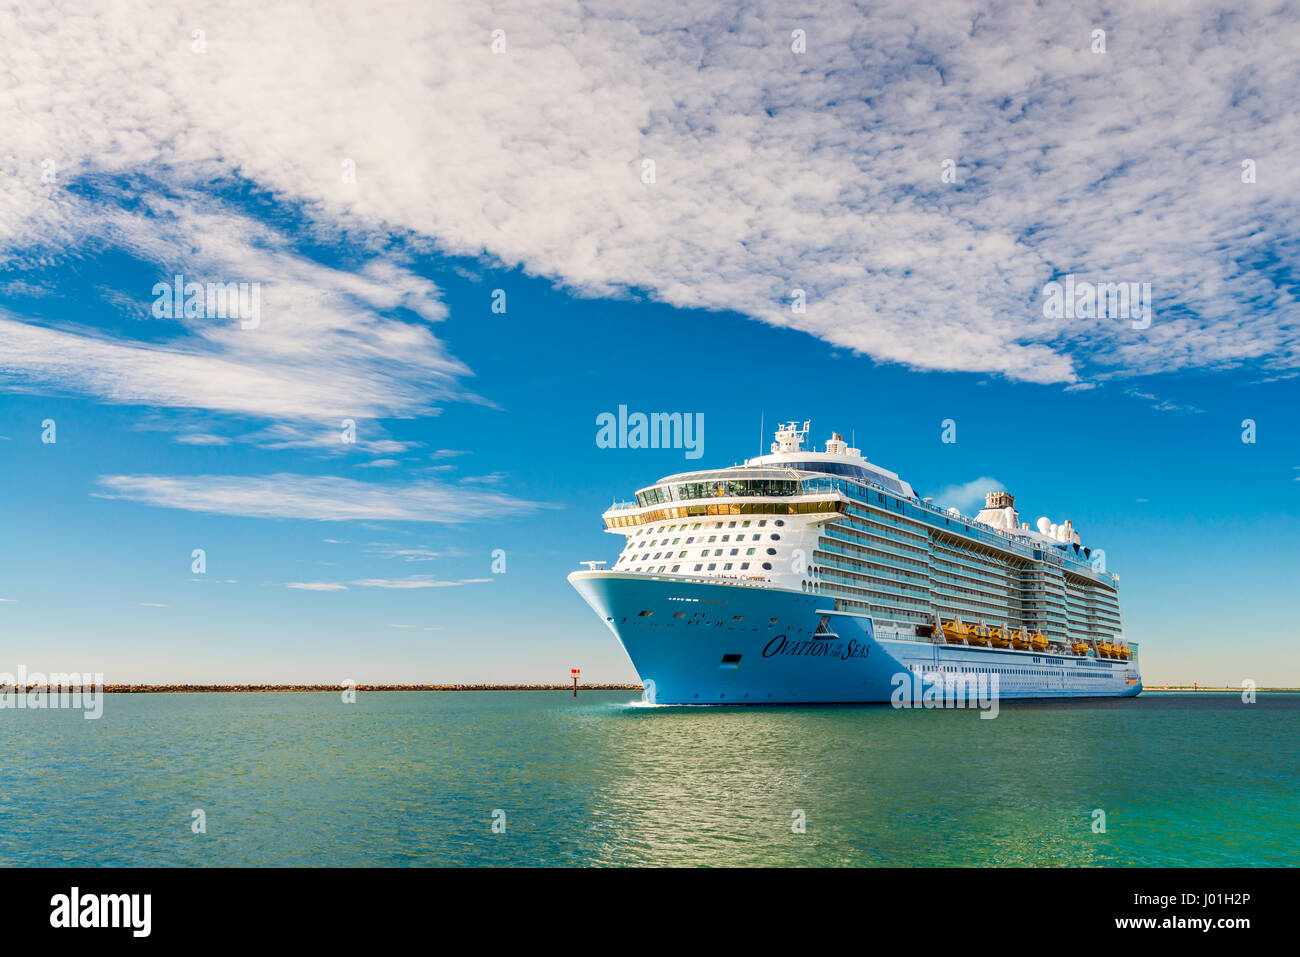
728 521 736 527
742 521 751 527
694 564 703 571
751 534 760 541
638 610 652 617
673 611 685 618
672 538 680 544
671 565 680 572
759 520 767 527
762 562 772 570
713 549 722 556
741 563 750 569
707 563 717 570
775 520 785 527
770 533 780 540
746 548 755 555
678 551 687 558
708 536 716 542
766 548 777 555
723 563 733 570
721 535 729 541
729 549 738 556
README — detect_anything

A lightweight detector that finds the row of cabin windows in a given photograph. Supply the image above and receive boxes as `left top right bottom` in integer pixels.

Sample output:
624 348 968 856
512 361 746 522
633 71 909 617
628 531 781 551
622 561 775 574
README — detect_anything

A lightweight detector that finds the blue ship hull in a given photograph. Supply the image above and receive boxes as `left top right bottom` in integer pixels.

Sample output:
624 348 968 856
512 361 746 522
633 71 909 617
569 571 1142 705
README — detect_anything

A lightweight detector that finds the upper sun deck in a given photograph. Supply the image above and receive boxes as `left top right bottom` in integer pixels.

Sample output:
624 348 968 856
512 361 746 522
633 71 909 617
637 422 915 503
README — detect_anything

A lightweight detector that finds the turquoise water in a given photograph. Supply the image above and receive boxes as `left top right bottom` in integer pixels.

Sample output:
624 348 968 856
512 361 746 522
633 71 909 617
0 691 1295 866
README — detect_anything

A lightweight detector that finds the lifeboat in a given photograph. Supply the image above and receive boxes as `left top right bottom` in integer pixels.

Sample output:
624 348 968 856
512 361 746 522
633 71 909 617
989 627 1011 649
941 620 965 644
1098 642 1116 659
1010 629 1031 650
1070 641 1090 656
1030 632 1049 651
967 625 989 646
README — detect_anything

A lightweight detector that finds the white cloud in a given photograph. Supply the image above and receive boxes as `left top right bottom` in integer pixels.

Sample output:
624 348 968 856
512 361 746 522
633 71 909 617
288 576 489 591
137 602 168 607
0 193 472 420
367 544 442 562
350 577 480 589
94 472 550 522
0 0 1297 392
1124 389 1203 415
928 477 1006 513
174 433 232 446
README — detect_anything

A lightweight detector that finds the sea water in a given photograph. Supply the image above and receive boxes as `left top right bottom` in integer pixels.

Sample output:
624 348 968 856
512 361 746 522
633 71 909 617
0 691 1294 866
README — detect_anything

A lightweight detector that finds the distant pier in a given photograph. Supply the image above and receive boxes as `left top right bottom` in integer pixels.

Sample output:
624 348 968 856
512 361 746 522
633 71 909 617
3 683 645 694
1143 685 1299 692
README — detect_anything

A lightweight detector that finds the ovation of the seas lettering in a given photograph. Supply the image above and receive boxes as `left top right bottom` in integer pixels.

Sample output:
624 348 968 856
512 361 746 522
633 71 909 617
762 635 870 661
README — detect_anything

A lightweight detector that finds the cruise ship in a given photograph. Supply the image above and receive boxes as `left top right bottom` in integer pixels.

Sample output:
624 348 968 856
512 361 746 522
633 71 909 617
569 421 1142 705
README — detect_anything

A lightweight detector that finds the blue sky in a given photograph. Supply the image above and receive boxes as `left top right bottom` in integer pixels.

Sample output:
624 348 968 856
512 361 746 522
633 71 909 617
1 1 1298 685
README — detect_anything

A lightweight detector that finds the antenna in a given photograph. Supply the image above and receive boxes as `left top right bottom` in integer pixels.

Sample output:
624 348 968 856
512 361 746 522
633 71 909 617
759 411 764 458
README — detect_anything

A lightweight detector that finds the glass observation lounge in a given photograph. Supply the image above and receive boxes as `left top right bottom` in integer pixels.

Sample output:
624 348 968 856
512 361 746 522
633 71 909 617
634 473 804 507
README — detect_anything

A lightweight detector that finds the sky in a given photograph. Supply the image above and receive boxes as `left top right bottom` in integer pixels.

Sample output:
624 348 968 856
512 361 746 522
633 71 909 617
0 0 1297 685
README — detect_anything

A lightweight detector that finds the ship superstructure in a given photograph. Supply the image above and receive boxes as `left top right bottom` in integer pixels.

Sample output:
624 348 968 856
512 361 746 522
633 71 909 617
570 422 1142 704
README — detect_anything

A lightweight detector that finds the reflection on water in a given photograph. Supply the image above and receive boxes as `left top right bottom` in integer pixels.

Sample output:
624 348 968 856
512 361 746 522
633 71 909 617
0 691 1294 866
